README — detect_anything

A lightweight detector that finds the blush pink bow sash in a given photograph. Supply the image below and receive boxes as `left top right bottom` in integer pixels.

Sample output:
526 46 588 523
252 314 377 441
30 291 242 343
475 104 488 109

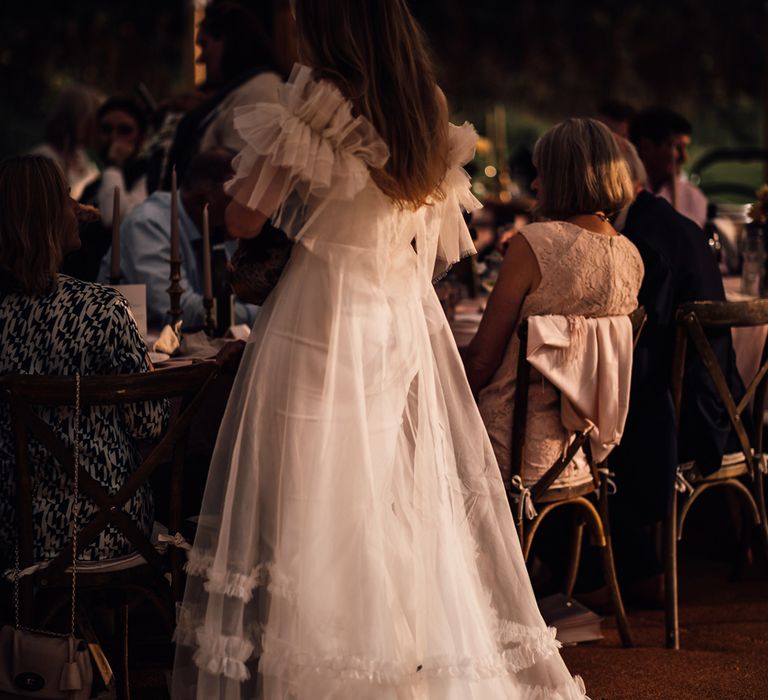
526 315 633 463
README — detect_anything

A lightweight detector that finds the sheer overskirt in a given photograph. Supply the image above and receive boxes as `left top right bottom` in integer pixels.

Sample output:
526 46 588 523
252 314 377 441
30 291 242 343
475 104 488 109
172 237 587 699
172 63 586 699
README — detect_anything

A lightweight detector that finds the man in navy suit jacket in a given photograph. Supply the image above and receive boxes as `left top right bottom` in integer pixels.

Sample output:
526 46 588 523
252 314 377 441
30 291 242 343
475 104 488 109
608 143 745 588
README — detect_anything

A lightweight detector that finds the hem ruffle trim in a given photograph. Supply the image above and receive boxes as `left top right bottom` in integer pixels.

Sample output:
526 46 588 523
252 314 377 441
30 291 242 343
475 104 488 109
178 553 586 696
177 617 584 695
184 550 295 604
255 628 561 684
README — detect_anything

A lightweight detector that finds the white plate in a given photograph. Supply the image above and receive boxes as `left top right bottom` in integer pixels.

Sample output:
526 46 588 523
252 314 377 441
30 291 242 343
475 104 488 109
148 351 170 364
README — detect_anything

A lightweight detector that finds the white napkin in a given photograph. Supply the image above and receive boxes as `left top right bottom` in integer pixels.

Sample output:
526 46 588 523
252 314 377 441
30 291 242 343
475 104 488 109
152 321 183 355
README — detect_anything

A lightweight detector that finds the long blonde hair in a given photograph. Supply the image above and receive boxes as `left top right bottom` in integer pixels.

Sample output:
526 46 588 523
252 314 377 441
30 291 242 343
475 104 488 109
294 0 448 209
0 156 68 296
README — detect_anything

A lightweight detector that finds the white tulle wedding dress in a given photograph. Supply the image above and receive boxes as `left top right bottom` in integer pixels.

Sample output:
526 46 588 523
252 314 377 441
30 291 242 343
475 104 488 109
171 64 588 700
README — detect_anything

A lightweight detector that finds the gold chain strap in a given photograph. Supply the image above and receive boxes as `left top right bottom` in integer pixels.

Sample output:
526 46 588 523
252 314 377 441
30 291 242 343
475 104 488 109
70 373 80 638
12 373 80 639
13 520 20 629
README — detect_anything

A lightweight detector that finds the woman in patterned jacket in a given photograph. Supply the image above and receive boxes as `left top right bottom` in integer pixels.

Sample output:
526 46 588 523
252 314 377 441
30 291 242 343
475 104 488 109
0 155 169 567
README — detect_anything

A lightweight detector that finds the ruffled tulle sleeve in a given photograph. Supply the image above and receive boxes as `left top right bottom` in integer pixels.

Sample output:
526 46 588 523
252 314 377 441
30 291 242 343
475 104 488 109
430 122 483 281
226 64 389 238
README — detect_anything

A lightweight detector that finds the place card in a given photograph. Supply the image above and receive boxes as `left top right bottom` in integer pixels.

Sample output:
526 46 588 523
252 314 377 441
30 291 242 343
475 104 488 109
111 283 148 340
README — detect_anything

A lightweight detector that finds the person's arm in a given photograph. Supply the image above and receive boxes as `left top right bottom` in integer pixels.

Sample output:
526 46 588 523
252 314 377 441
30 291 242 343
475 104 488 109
233 299 260 326
464 234 541 396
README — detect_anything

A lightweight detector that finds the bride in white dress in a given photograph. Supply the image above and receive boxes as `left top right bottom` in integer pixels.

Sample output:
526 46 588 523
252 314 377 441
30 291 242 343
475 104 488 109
172 1 588 698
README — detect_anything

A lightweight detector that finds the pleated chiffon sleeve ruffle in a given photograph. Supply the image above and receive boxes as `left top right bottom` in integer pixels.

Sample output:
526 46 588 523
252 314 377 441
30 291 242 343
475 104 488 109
226 64 389 239
430 121 482 280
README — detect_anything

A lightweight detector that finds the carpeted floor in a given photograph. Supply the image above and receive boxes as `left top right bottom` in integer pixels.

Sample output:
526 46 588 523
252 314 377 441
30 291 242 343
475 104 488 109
562 558 768 700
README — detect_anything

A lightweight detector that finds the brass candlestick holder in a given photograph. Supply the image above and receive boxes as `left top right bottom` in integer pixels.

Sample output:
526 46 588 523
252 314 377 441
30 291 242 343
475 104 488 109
109 186 121 285
166 256 184 328
203 297 216 336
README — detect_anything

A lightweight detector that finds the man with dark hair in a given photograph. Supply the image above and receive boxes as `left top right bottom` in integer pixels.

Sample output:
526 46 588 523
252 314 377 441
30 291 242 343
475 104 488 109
594 137 745 603
99 148 259 329
630 107 708 227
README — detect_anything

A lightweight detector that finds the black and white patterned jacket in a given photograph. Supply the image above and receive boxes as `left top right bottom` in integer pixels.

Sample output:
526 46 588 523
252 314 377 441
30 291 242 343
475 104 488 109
0 275 169 565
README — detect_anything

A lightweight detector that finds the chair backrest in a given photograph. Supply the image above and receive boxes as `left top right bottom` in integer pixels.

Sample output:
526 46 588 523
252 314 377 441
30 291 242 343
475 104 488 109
671 299 768 468
510 307 646 501
0 361 218 613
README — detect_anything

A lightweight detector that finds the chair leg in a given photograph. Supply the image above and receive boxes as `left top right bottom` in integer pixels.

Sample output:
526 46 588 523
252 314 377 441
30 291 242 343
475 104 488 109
564 514 584 600
39 592 68 630
754 469 768 556
723 489 750 581
599 537 634 647
597 489 633 647
664 492 680 649
134 585 175 635
114 593 131 700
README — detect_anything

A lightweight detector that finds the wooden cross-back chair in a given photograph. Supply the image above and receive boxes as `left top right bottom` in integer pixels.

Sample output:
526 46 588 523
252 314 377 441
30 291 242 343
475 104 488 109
665 299 768 649
0 361 218 697
508 306 646 648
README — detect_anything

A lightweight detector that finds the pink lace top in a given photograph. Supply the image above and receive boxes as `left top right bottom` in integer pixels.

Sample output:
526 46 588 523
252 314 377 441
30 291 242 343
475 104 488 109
478 220 644 484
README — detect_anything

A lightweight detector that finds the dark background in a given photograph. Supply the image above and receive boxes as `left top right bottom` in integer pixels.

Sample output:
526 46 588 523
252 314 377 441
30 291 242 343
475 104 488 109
0 1 764 173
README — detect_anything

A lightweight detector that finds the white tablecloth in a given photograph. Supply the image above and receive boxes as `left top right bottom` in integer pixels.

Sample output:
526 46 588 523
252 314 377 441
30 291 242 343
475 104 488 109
723 276 768 387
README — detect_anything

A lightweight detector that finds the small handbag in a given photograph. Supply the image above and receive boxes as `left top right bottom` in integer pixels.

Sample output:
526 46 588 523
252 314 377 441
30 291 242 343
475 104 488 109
0 374 93 699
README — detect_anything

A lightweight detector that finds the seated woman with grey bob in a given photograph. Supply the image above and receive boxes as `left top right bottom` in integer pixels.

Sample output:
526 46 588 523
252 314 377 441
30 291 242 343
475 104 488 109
464 119 644 486
0 155 168 568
